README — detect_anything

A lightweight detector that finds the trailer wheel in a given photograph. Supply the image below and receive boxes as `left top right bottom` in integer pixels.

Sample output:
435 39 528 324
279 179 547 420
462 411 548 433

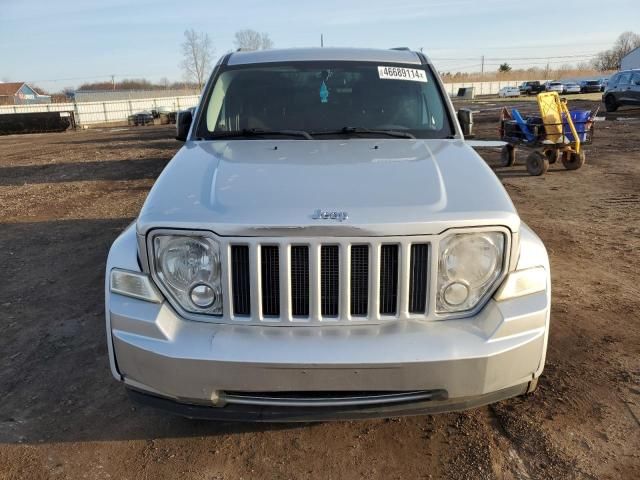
526 151 549 176
501 145 517 167
543 148 560 164
562 150 585 170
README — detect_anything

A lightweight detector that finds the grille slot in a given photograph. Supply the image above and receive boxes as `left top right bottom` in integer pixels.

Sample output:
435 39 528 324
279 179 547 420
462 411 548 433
379 245 399 315
350 245 369 316
409 244 429 313
290 246 310 317
260 246 280 317
320 245 339 317
231 245 251 316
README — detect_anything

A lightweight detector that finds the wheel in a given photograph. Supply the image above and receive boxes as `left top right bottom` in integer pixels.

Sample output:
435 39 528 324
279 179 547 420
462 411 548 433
562 150 585 170
526 151 549 176
543 148 560 164
604 95 618 112
500 144 517 167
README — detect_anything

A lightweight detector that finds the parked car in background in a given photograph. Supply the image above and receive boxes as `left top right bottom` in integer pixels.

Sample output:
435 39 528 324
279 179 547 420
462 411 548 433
562 82 581 94
151 106 177 124
519 81 545 95
580 80 603 93
599 77 609 92
106 47 551 421
498 86 520 98
127 111 154 126
603 69 640 112
546 82 565 93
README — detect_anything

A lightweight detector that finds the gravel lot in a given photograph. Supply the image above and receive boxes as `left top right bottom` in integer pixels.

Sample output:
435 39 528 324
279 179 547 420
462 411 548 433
1 104 639 479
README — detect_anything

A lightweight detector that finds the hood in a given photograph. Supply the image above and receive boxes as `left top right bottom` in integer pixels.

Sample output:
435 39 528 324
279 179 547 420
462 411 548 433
137 139 520 236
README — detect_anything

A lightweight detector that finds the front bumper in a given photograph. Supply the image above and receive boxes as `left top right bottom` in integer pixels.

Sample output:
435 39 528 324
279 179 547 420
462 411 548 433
106 223 550 420
127 383 529 422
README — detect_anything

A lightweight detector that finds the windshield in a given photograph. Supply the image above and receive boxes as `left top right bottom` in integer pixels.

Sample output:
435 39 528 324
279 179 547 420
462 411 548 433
198 61 452 139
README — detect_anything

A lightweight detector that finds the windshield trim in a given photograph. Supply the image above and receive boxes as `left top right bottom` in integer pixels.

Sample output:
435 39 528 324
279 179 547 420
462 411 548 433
194 59 456 141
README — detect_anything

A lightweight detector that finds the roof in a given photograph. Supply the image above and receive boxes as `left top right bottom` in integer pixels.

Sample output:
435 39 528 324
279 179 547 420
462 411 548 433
622 46 640 59
0 82 25 96
227 47 424 66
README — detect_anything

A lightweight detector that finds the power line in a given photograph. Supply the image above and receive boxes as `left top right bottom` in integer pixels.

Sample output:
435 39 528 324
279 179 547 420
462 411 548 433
431 52 599 62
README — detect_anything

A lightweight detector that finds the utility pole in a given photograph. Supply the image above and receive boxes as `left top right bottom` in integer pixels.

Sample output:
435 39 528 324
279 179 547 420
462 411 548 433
481 55 485 78
545 60 550 80
111 75 115 90
321 34 324 48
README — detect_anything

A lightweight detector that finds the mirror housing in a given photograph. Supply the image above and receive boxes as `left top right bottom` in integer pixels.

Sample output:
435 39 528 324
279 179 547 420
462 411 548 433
457 108 474 138
176 109 193 142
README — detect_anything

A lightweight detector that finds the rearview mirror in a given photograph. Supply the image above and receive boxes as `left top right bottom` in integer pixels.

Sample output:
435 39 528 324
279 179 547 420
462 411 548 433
176 109 193 142
457 108 474 138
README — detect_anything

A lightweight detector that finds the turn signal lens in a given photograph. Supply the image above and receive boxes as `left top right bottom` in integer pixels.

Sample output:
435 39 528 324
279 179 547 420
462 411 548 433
494 267 546 301
110 269 162 303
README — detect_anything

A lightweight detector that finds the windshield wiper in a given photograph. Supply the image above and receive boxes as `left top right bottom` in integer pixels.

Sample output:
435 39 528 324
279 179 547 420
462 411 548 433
313 127 416 139
209 128 313 140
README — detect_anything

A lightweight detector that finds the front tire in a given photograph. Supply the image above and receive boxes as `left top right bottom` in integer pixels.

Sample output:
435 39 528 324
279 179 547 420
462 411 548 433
526 151 549 176
604 95 618 112
562 150 585 170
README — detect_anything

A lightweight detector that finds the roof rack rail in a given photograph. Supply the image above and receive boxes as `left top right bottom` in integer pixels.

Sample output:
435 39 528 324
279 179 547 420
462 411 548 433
390 47 411 51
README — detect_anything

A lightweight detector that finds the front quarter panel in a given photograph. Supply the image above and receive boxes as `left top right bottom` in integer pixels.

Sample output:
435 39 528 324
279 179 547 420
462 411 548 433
105 222 140 381
515 221 551 378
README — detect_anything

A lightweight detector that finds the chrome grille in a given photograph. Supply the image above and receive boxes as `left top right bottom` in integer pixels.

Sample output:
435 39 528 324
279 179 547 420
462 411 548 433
261 246 280 316
409 244 429 313
320 245 339 317
290 246 309 317
226 239 430 323
350 245 369 316
379 245 399 315
230 245 250 315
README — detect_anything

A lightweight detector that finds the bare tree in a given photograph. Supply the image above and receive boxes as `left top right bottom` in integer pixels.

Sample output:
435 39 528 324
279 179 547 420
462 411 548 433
234 29 274 51
592 31 640 71
180 29 214 89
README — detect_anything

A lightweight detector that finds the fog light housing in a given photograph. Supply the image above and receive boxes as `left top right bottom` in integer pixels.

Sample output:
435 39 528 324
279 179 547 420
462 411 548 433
189 283 218 308
443 281 469 306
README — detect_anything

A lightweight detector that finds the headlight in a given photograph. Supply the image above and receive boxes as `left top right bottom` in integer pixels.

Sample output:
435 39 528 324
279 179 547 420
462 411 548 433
437 232 505 313
152 234 222 315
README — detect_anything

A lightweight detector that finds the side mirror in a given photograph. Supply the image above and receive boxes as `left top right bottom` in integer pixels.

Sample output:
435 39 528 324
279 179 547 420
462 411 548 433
457 108 474 138
175 110 193 142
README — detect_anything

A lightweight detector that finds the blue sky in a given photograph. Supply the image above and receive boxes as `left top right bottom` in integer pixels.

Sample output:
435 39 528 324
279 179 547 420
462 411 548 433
1 0 638 91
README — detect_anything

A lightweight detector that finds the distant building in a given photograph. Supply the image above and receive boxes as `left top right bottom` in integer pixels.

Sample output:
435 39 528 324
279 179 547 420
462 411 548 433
74 89 198 103
0 82 51 105
621 46 640 70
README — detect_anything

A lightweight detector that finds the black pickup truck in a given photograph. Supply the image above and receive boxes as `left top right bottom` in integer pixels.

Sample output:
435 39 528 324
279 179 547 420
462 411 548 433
519 81 546 95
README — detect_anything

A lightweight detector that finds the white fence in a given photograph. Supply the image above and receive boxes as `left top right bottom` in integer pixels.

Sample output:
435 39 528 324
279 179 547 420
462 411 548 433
0 80 550 127
442 79 549 96
0 95 200 126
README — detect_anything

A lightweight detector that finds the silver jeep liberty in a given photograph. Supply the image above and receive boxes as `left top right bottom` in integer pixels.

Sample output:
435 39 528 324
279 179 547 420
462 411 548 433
105 48 550 421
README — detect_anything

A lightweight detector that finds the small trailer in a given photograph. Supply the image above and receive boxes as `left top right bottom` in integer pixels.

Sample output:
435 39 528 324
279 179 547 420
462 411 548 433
499 92 596 176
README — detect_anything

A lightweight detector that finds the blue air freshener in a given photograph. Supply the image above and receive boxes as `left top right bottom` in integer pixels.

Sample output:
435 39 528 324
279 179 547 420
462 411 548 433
320 81 329 103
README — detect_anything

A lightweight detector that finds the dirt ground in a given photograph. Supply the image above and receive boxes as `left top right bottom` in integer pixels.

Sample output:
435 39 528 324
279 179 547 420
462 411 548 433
0 103 639 479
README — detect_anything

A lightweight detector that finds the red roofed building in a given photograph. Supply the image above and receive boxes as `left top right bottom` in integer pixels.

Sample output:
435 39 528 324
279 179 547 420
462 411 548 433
0 82 51 105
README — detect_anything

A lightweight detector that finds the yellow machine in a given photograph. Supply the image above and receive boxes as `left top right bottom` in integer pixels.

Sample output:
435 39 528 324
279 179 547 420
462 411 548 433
536 91 581 154
499 91 592 176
